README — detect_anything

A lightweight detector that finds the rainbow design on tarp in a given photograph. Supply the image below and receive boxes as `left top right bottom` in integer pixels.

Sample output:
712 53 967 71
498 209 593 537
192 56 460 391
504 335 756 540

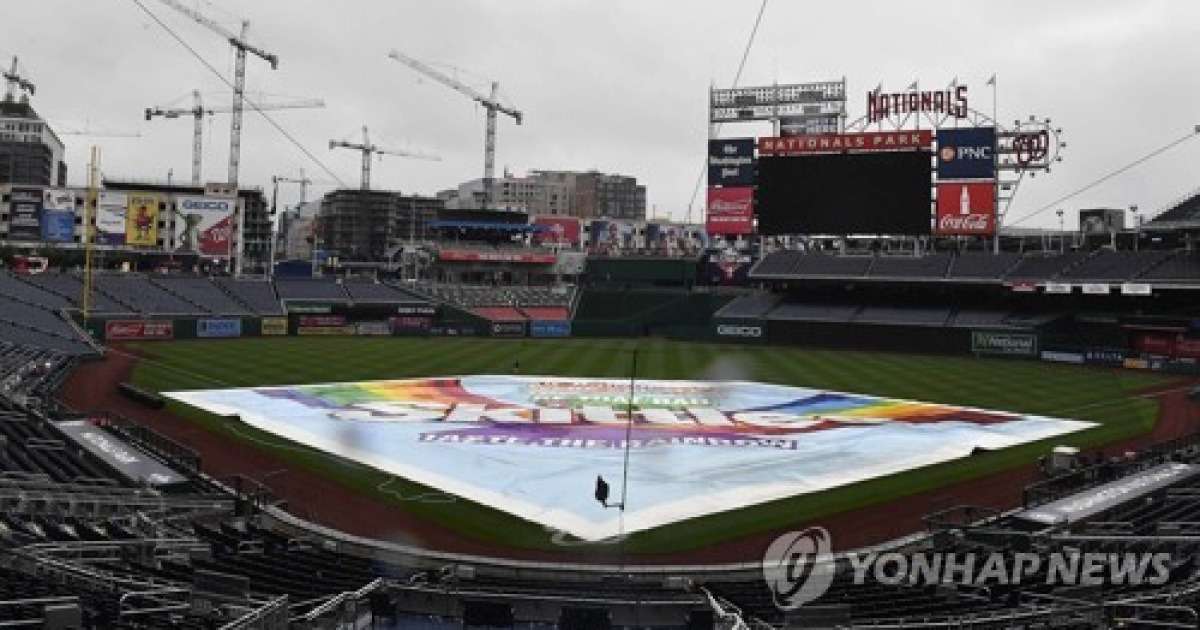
166 376 1094 541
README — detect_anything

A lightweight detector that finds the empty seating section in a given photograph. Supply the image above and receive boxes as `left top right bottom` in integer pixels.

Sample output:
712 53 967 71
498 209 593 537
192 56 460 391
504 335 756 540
715 293 782 318
0 413 119 486
0 321 91 355
93 275 200 314
1140 250 1200 281
342 280 412 301
0 295 84 340
1000 252 1082 280
274 278 350 301
946 252 1022 278
213 278 282 314
1057 250 1176 281
22 273 130 313
792 253 874 276
868 253 952 278
854 306 952 326
1148 192 1200 223
750 250 803 276
413 284 571 309
0 273 73 310
152 277 252 315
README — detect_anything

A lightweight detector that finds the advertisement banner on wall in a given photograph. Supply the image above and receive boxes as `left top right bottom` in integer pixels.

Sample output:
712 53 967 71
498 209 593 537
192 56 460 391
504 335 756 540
9 187 43 241
490 321 527 337
40 188 76 243
390 316 433 331
713 319 766 341
708 138 756 186
173 196 236 256
531 215 581 246
706 186 754 236
125 194 160 246
96 192 127 245
936 127 996 180
936 181 996 236
529 320 571 338
105 320 174 341
297 315 346 328
197 318 242 338
971 330 1038 356
260 317 288 336
356 322 392 336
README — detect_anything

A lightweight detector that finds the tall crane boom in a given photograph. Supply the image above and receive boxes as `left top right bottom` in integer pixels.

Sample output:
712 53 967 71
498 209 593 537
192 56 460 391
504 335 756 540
3 56 35 102
387 50 522 210
329 126 439 191
146 90 324 185
156 0 278 189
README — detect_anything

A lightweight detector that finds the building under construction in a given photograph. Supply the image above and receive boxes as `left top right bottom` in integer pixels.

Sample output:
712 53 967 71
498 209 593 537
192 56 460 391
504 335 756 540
317 189 442 262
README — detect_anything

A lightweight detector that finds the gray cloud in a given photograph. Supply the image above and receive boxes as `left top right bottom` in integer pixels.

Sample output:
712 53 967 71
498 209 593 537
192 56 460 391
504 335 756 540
5 0 1198 227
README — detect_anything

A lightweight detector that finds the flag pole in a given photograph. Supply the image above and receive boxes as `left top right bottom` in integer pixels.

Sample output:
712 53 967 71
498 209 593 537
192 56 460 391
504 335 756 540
990 74 1000 255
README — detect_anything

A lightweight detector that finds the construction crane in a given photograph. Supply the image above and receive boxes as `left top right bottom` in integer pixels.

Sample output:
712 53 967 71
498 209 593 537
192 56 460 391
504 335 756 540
2 56 35 102
58 129 142 138
156 0 277 189
147 90 324 185
387 49 522 210
328 126 439 191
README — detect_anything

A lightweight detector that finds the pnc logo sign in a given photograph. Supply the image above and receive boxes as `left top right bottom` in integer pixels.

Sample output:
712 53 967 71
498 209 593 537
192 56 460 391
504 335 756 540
717 324 763 338
936 127 996 180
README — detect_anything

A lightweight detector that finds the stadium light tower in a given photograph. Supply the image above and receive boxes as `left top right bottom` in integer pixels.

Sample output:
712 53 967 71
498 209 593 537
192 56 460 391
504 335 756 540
1056 209 1065 253
1131 204 1141 252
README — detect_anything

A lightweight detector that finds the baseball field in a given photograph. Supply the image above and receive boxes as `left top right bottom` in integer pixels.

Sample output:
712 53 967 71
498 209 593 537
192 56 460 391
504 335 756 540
127 337 1175 555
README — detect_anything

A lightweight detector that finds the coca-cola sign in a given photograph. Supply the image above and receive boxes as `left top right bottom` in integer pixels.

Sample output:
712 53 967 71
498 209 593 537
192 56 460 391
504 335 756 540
935 181 996 236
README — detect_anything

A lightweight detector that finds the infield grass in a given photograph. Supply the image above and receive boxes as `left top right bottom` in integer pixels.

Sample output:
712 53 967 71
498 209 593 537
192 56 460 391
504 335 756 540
129 337 1177 554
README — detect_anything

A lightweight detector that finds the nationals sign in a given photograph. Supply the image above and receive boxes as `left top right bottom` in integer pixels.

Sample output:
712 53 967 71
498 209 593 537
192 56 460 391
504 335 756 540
706 186 754 235
936 181 997 235
759 131 932 156
167 375 1091 541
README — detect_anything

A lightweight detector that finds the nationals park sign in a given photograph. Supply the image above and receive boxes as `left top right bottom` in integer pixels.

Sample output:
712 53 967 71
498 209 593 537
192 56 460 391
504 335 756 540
972 331 1039 357
168 375 1090 541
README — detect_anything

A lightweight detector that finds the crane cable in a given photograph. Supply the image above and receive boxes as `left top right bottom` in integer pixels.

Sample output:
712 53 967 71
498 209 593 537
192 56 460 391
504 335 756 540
1006 126 1200 227
130 0 347 188
686 0 769 223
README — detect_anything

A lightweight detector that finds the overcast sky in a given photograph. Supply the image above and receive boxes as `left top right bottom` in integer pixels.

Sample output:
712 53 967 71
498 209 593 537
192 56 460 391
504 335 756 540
4 0 1199 229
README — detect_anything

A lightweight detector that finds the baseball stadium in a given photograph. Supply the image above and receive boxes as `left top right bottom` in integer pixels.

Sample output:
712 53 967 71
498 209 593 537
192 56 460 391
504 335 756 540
5 5 1200 630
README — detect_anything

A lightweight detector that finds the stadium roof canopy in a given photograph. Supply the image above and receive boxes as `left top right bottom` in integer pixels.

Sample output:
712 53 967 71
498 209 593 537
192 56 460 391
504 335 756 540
428 220 547 231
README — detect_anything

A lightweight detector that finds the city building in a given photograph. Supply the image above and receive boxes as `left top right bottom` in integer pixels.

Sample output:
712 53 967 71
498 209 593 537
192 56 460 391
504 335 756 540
440 170 645 220
317 189 443 261
0 98 66 187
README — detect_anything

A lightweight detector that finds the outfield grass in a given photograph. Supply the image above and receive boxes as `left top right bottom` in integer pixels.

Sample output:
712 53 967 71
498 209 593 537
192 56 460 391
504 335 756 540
130 337 1177 554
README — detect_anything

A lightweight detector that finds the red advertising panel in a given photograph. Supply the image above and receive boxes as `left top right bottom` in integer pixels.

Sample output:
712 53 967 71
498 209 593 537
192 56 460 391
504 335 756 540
1136 333 1200 359
297 315 347 327
105 320 174 341
439 250 558 264
706 187 754 235
759 131 933 156
532 216 581 246
935 181 996 236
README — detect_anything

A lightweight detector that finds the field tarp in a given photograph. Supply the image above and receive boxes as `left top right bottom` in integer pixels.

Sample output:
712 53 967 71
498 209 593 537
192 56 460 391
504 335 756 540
166 375 1093 541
